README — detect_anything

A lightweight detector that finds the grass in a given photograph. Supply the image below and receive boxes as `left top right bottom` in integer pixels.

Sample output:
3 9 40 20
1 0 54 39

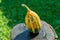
0 0 60 40
0 0 2 3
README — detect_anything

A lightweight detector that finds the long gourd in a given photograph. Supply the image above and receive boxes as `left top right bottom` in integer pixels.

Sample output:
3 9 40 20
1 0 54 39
21 4 42 33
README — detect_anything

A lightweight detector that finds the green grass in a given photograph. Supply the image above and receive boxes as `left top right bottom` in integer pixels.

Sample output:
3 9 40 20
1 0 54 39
0 0 2 3
0 0 60 40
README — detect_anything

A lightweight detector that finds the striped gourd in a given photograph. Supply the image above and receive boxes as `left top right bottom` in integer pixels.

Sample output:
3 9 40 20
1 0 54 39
21 4 42 33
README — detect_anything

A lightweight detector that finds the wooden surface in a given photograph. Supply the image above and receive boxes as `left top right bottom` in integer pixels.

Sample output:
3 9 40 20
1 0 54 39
10 21 58 40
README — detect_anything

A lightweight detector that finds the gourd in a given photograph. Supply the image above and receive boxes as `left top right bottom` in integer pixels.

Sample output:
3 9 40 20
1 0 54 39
21 4 42 33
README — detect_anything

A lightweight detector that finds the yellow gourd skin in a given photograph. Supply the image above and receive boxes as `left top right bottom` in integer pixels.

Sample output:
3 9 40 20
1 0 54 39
21 4 42 33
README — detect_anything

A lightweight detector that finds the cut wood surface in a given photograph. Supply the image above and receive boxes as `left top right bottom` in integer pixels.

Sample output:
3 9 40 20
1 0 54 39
10 21 58 40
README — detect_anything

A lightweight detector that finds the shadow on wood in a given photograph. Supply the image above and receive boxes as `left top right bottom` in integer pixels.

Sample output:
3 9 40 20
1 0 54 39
14 30 39 40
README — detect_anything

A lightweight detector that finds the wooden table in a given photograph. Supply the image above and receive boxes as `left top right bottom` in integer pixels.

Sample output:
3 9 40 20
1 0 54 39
10 21 58 40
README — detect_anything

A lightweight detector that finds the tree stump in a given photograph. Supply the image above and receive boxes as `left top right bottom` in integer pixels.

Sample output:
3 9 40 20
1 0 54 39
10 21 58 40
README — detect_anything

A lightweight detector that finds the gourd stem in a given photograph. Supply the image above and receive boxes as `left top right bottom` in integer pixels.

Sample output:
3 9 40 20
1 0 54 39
21 4 30 11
